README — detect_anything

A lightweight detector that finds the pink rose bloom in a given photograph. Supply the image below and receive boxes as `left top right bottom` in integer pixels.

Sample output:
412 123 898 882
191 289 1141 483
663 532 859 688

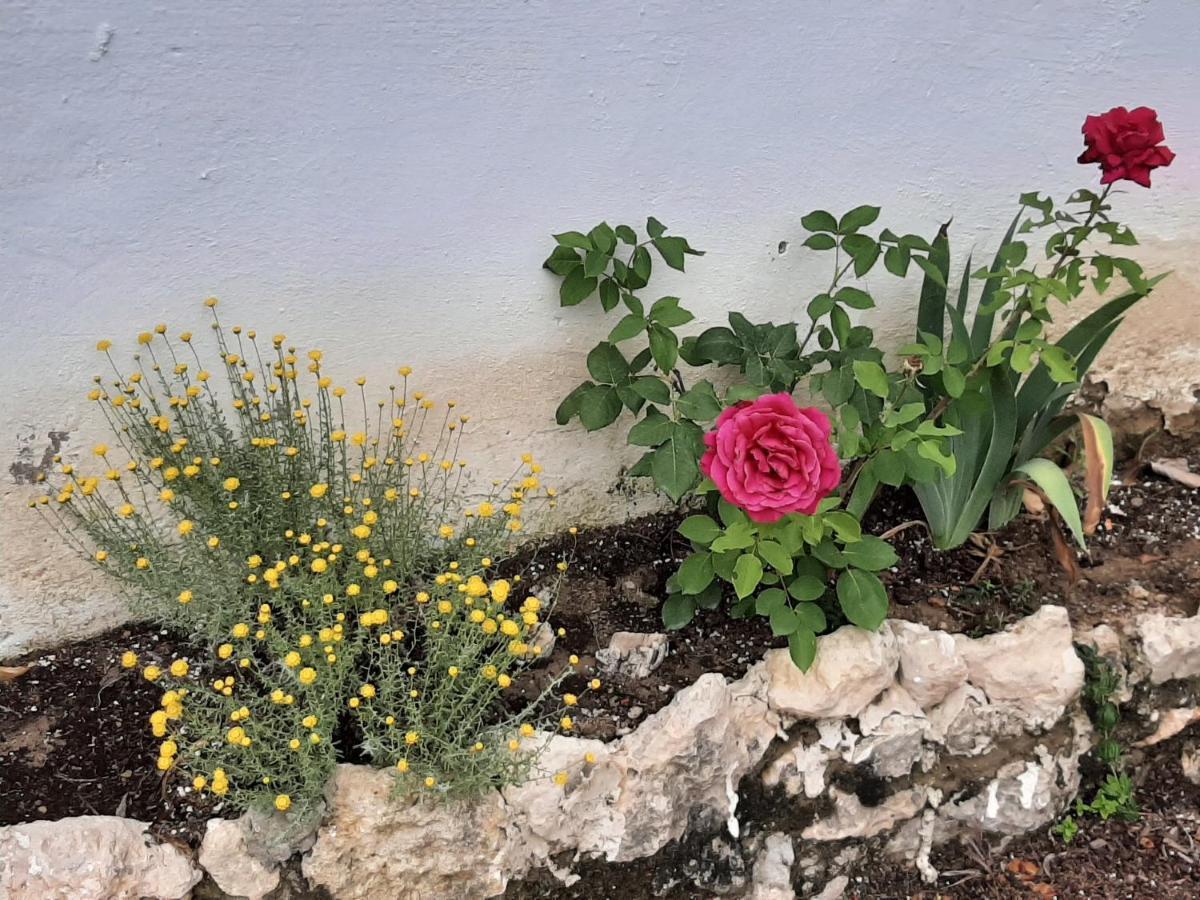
701 393 841 523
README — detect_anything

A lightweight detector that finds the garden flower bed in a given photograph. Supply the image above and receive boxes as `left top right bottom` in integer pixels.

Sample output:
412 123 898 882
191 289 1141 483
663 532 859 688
3 441 1199 898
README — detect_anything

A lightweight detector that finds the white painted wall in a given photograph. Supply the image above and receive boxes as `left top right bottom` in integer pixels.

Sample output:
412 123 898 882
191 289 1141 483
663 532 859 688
3 0 1199 657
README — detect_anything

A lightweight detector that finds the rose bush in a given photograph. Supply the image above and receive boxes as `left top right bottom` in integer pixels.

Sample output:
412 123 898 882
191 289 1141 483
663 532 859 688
1079 105 1175 187
701 393 841 523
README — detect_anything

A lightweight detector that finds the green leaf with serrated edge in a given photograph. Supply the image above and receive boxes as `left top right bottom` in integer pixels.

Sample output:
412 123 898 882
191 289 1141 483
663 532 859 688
578 385 622 431
836 568 889 630
662 593 696 630
823 511 862 543
801 210 838 233
676 552 715 594
646 216 667 239
726 383 766 404
718 497 749 527
584 248 608 278
560 267 598 306
614 224 637 245
648 323 678 373
678 515 722 545
794 602 826 633
676 381 722 421
835 286 874 310
693 581 722 610
629 375 670 405
884 244 910 276
812 540 846 568
1013 458 1085 548
554 231 592 250
770 606 799 636
544 244 582 275
788 629 818 670
649 296 695 327
852 360 889 398
838 205 881 233
712 522 755 552
755 587 788 616
653 236 688 271
555 381 592 425
733 553 764 599
609 313 647 343
787 575 825 601
840 535 898 571
757 540 794 575
804 233 837 250
628 407 672 446
588 222 616 254
693 327 741 364
598 278 620 312
615 382 645 413
586 342 629 385
651 430 700 501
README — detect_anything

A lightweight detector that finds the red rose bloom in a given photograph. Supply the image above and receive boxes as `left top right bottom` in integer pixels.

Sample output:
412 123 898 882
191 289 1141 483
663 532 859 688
700 392 841 524
1078 106 1174 187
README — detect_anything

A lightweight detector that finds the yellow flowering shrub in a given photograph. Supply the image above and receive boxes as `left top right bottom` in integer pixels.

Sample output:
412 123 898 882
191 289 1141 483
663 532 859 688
36 301 587 812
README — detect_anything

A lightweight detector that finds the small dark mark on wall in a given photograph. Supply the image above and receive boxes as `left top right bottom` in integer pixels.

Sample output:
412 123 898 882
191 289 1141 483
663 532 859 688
9 430 69 484
777 241 789 255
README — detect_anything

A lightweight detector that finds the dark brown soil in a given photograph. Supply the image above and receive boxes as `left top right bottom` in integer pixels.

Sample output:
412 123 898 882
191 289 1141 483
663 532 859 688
2 435 1199 862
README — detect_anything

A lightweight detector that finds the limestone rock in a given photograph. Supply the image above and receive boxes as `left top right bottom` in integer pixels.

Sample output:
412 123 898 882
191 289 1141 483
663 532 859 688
802 788 926 841
935 713 1090 838
763 624 899 720
927 683 1025 756
199 818 280 900
853 684 930 778
302 765 513 900
1136 612 1200 684
890 620 968 709
954 605 1083 728
747 832 795 900
596 631 668 678
814 875 850 900
0 816 200 900
1134 707 1200 747
761 733 835 799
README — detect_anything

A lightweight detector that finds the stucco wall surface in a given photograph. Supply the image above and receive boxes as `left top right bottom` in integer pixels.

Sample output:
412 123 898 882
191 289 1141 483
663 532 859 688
2 0 1199 658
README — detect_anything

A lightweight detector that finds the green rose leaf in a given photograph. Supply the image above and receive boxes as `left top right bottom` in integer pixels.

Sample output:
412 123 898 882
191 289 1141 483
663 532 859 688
578 385 622 431
757 539 794 575
662 593 697 630
597 278 620 312
851 360 890 399
676 551 715 595
788 629 818 671
586 342 629 385
553 231 592 250
629 375 671 405
733 553 764 599
678 514 722 545
838 205 881 233
676 380 723 421
787 574 826 602
755 587 788 616
794 601 827 633
628 407 673 446
609 313 648 343
840 535 899 571
801 210 838 233
836 568 889 630
648 323 679 373
769 605 799 637
560 267 598 306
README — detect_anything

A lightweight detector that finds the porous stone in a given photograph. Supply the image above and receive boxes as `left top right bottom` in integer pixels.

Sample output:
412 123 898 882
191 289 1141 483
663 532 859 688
199 818 280 900
801 788 926 841
1136 612 1200 684
302 765 513 900
763 623 899 720
889 620 968 709
747 832 795 900
853 684 930 778
0 816 200 900
934 713 1091 839
596 631 669 678
954 605 1083 728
